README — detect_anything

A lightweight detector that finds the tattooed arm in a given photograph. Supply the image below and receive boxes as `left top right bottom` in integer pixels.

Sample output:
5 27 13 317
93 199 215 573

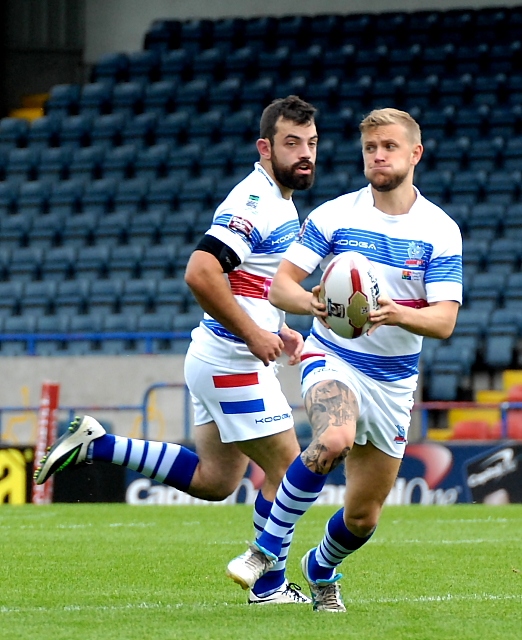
301 380 359 475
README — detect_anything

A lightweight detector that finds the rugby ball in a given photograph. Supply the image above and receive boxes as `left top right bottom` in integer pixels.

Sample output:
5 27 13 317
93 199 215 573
319 251 381 339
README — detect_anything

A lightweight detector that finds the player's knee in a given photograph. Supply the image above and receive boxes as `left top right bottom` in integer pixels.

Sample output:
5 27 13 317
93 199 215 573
344 512 379 537
319 430 353 460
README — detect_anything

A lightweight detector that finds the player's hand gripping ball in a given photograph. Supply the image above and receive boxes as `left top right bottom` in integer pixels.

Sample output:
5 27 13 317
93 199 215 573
319 251 381 339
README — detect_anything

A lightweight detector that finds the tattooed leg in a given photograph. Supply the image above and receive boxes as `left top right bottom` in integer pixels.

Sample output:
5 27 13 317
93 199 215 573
301 380 358 474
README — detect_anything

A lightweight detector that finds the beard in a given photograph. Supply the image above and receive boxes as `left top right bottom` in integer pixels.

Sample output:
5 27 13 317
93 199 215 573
271 154 316 191
367 168 409 192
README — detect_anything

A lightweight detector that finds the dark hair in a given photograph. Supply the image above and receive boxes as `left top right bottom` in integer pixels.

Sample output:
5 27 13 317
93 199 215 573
259 95 316 143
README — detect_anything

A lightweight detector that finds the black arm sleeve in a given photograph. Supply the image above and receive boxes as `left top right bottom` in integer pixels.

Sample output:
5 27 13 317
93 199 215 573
195 234 242 273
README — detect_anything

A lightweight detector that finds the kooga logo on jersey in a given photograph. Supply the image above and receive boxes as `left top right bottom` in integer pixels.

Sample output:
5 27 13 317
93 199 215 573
255 413 291 424
337 239 377 250
272 232 296 245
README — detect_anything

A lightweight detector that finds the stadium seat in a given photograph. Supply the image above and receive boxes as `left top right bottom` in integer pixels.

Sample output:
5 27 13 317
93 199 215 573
199 140 235 178
146 175 181 212
121 112 158 148
44 83 81 117
465 271 506 309
159 49 192 81
127 210 165 246
99 312 139 355
155 111 190 146
448 169 486 205
143 81 177 117
0 280 23 317
139 244 177 280
26 212 66 249
0 182 19 216
7 246 44 282
461 238 488 276
113 176 149 213
108 245 144 279
180 18 213 54
144 20 182 53
467 136 503 172
120 278 157 314
78 81 113 117
58 114 93 149
39 245 77 281
451 420 490 439
187 109 223 144
208 77 242 111
175 78 209 113
54 279 90 316
2 315 37 355
91 52 128 83
60 210 99 248
26 115 61 149
4 147 40 185
221 109 256 143
90 112 128 149
433 136 469 172
486 237 521 274
73 245 111 280
101 144 137 180
192 47 225 81
154 277 191 314
212 17 245 51
48 179 85 215
0 212 32 249
38 147 74 182
0 118 29 151
68 146 105 181
503 272 522 308
485 170 522 205
112 81 145 116
132 143 169 180
66 313 104 355
82 177 118 213
92 210 132 246
466 202 503 241
17 180 51 216
20 280 57 315
178 175 215 208
127 49 161 83
87 278 123 315
223 46 258 80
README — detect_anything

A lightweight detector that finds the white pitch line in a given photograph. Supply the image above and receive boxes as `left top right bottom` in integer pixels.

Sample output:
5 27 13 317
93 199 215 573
1 593 521 615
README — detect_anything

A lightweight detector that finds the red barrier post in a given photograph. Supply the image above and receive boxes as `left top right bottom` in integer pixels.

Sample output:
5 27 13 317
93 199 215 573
32 382 60 505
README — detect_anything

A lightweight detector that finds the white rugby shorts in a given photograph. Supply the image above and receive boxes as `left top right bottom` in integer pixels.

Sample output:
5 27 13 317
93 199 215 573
300 352 413 458
184 351 294 443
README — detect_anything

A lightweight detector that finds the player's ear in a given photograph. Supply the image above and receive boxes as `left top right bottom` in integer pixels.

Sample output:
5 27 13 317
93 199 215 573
411 143 423 165
257 137 271 160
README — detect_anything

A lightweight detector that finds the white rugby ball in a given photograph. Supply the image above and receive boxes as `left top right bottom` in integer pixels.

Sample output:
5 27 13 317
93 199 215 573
319 251 381 339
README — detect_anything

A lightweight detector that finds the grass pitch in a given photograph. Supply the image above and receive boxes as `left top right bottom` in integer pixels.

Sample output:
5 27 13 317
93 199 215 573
1 503 521 640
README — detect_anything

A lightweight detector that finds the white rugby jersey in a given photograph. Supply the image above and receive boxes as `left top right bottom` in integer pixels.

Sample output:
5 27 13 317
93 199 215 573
189 163 300 367
285 185 463 389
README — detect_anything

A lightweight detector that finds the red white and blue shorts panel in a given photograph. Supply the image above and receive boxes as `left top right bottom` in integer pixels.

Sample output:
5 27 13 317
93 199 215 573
184 352 294 443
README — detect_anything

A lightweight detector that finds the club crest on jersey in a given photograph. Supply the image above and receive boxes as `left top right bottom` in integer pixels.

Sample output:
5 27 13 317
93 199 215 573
246 194 260 209
296 219 309 244
394 425 408 444
405 241 425 266
228 216 254 237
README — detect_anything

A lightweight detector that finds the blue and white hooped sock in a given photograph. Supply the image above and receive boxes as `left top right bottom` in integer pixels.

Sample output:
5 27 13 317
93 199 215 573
256 455 327 558
90 435 199 493
308 507 375 582
251 491 295 597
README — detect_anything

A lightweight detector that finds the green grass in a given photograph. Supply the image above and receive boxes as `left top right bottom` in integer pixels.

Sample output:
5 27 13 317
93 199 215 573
1 504 521 640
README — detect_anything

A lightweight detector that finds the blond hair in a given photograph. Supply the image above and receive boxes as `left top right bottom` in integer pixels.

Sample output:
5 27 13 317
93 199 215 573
359 108 422 144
